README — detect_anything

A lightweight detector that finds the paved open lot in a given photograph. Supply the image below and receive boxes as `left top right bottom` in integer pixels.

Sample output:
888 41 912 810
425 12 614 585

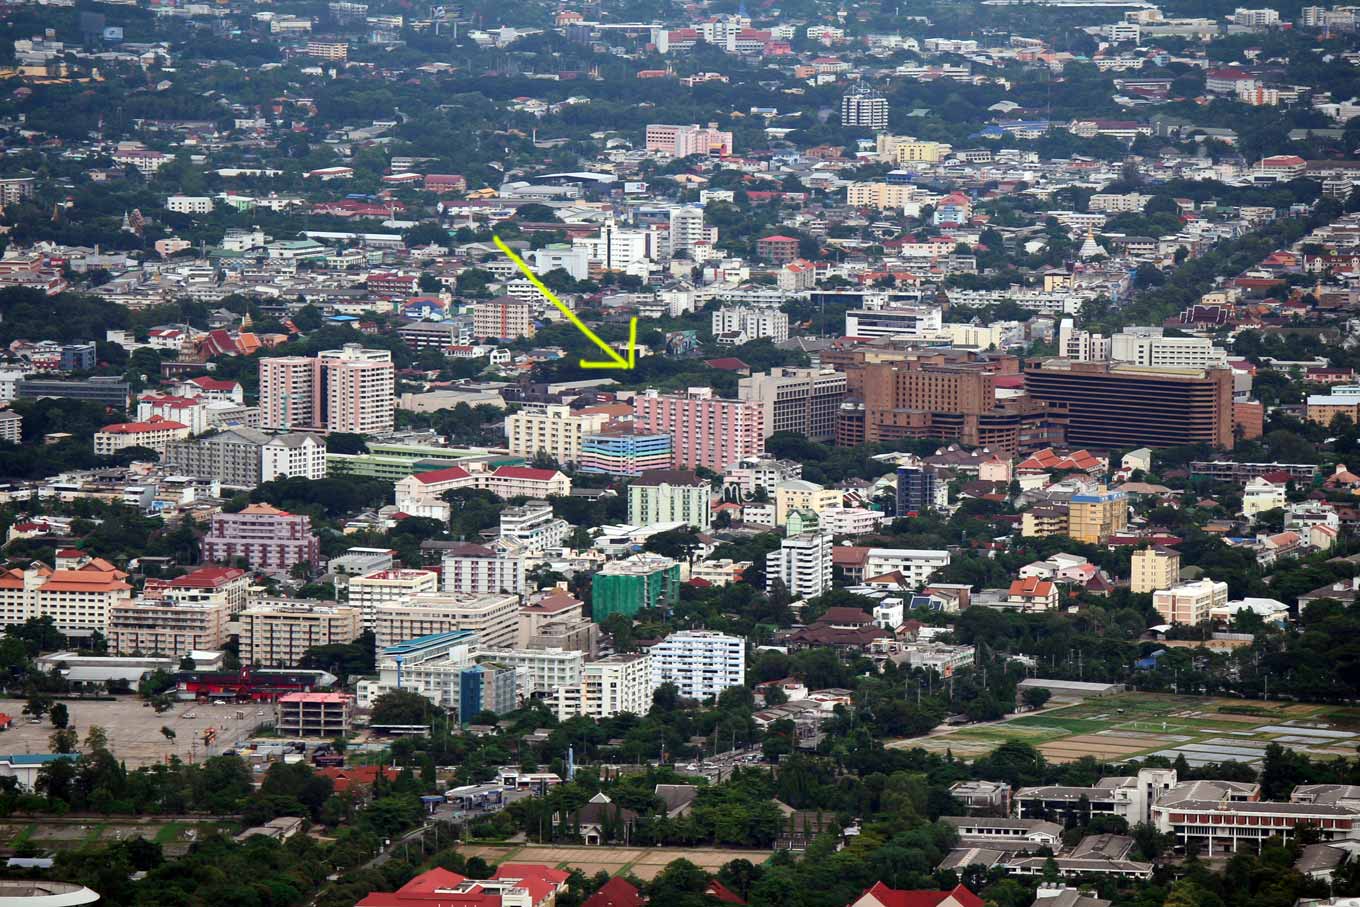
461 844 773 880
0 698 264 767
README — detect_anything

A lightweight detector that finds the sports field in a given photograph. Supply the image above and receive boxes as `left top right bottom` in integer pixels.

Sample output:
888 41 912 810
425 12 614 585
461 844 773 880
888 693 1360 765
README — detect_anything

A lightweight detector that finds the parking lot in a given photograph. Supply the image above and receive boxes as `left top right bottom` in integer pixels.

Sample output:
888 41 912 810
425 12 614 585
0 698 264 767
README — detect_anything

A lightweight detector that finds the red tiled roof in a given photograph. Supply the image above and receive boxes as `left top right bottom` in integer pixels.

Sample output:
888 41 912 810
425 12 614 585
40 570 130 594
98 418 188 434
139 394 204 408
706 880 746 904
361 868 517 907
413 466 472 484
318 764 391 793
170 565 247 588
583 877 644 907
855 884 984 907
189 377 241 391
493 466 560 481
832 546 869 566
704 358 750 371
1016 448 1103 473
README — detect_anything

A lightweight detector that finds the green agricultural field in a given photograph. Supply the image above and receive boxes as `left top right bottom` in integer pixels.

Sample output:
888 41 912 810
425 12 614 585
1003 715 1113 733
887 691 1360 765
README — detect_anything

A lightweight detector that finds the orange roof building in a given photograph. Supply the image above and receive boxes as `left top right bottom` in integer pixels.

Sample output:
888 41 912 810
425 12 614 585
1006 577 1060 612
93 417 190 456
0 559 131 632
1015 448 1106 475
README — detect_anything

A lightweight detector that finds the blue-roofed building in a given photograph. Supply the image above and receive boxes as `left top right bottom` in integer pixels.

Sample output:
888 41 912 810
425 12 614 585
380 630 479 657
1135 648 1167 670
357 631 480 710
0 753 77 790
998 119 1052 138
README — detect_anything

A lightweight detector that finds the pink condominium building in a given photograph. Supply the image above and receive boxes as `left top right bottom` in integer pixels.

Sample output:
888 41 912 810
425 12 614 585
644 123 733 158
259 344 394 434
201 503 321 573
321 345 394 434
259 356 320 430
632 388 764 473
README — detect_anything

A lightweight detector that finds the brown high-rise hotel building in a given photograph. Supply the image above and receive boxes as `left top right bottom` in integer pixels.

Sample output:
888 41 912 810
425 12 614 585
1023 360 1235 450
840 358 1056 455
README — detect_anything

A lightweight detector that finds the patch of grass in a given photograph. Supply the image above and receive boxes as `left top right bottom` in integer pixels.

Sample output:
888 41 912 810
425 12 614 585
487 845 522 865
84 824 106 843
154 822 185 844
11 824 34 846
1005 716 1111 733
1322 709 1360 727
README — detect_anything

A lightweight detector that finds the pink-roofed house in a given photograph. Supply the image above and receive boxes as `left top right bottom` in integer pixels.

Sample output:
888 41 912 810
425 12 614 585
358 865 568 907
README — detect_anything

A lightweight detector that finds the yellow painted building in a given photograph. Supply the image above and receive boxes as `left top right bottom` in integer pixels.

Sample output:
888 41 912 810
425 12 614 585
1067 486 1129 543
1130 546 1180 594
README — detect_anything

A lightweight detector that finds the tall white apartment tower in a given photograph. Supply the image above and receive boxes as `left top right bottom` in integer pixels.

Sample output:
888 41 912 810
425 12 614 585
841 87 889 129
766 532 833 598
648 630 745 701
669 207 707 255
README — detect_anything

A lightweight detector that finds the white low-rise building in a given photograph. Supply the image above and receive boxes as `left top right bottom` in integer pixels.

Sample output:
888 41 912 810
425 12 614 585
500 501 571 555
1242 476 1287 519
553 653 652 720
476 646 583 695
863 548 951 587
373 592 519 650
441 543 527 595
346 569 439 630
166 195 214 215
261 433 327 481
1211 597 1290 625
1153 579 1229 625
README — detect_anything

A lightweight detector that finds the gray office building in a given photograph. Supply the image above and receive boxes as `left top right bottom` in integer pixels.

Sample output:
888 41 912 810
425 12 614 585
16 377 130 407
165 427 270 488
